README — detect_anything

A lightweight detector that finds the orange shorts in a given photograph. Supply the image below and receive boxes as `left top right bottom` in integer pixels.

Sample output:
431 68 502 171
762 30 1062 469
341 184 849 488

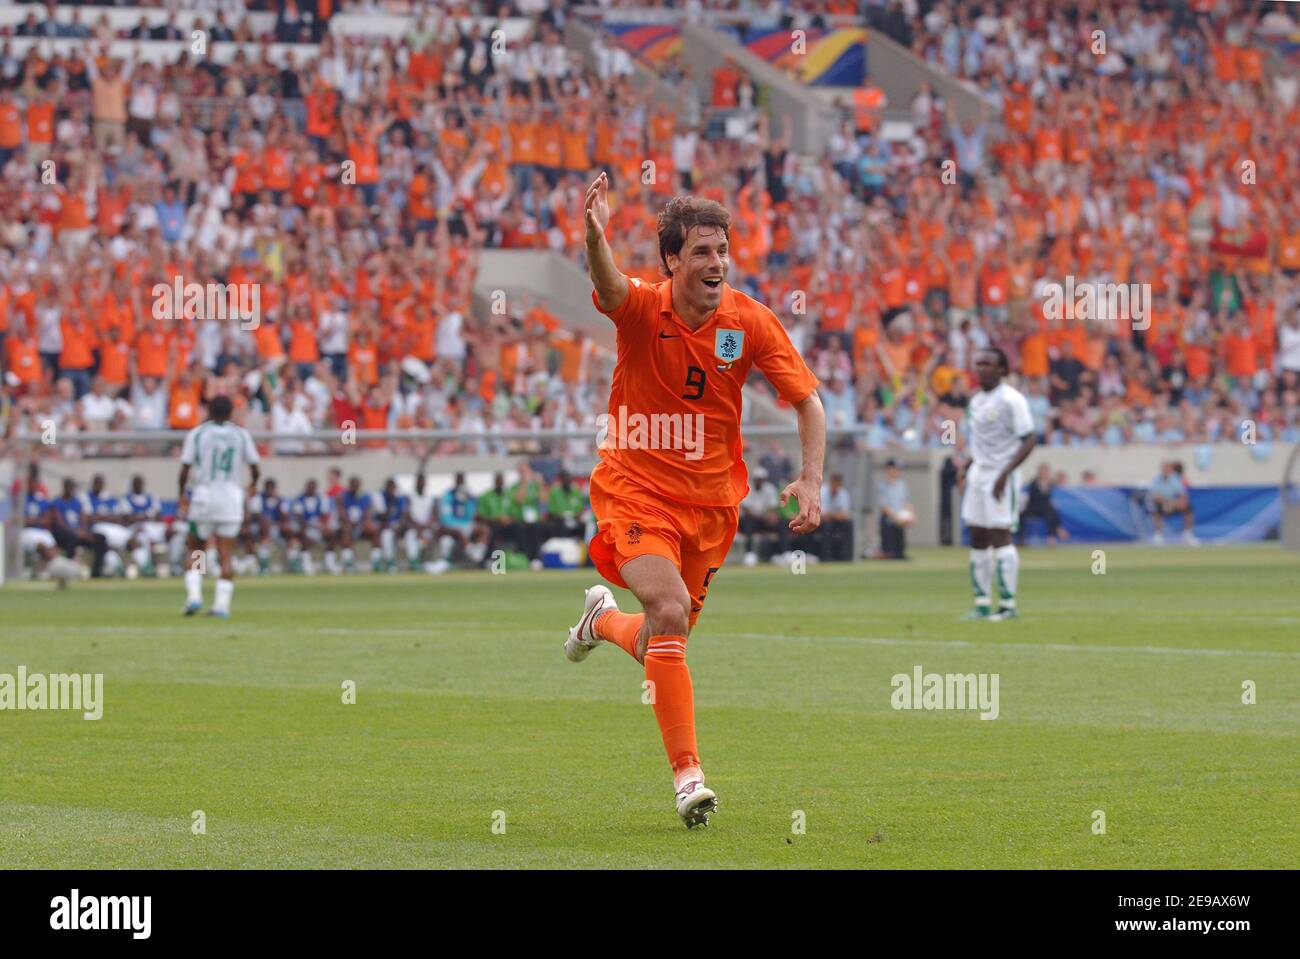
587 462 739 629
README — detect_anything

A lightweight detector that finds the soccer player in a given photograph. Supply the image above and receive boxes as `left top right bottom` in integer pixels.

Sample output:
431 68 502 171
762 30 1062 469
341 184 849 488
375 477 410 573
50 479 109 578
406 472 440 571
178 395 261 617
337 475 378 572
20 468 62 572
1148 460 1198 545
121 475 168 576
564 175 826 827
435 471 476 566
288 478 335 575
959 347 1036 620
81 474 133 577
247 478 288 574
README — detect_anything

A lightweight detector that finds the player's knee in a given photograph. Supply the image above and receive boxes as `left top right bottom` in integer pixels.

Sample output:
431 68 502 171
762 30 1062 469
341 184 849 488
644 593 690 637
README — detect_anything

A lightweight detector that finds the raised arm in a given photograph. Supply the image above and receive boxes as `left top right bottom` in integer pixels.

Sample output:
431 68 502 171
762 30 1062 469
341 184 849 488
584 171 628 313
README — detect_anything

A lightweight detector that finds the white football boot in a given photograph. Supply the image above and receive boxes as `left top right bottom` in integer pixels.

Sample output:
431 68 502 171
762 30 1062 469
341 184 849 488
565 585 617 662
675 776 718 829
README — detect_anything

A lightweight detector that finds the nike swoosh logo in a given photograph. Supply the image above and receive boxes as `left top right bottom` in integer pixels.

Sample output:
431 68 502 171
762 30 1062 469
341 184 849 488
659 331 679 339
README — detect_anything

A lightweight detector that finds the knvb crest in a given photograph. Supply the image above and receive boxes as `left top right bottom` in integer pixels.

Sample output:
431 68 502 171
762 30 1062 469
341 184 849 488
715 328 744 366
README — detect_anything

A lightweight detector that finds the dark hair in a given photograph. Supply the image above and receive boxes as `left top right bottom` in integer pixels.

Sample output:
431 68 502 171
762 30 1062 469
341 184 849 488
657 195 731 277
979 346 1010 372
208 395 233 421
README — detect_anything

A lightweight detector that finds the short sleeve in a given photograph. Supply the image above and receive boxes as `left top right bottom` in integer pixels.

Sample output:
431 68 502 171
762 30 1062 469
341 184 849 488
1009 390 1035 438
592 274 656 330
754 309 819 405
179 428 198 466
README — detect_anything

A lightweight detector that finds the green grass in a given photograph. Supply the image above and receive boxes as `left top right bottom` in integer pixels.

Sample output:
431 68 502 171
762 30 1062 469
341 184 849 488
1 545 1297 869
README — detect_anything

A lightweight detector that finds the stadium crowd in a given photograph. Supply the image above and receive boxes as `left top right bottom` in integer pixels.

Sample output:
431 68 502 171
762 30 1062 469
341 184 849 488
1 0 1299 466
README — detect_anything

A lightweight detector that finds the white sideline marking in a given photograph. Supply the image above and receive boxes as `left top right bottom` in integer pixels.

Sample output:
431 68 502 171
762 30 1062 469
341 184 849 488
15 623 1299 660
730 632 1300 659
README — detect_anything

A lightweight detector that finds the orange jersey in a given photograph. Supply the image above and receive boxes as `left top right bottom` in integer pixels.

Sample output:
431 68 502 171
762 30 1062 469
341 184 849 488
0 101 20 148
98 339 131 387
593 278 818 507
5 336 42 385
27 101 54 144
169 381 203 430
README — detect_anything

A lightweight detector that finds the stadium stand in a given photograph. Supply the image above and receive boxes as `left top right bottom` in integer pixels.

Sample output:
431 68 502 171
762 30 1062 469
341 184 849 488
2 0 1298 581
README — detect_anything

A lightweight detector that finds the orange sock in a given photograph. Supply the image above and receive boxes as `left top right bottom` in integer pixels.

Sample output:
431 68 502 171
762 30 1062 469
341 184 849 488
644 635 699 774
594 609 644 659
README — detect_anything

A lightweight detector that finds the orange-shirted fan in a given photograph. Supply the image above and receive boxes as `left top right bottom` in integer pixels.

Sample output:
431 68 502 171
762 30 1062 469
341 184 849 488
169 380 203 429
99 339 130 387
877 265 906 309
27 100 54 144
232 149 263 195
1223 331 1257 377
349 129 379 185
60 316 97 370
538 129 563 170
0 100 20 148
853 86 884 132
508 117 538 166
979 266 1009 306
264 144 292 192
57 191 91 232
5 334 43 386
254 323 284 361
136 328 169 378
305 88 338 140
349 339 379 386
1020 327 1049 378
288 319 319 364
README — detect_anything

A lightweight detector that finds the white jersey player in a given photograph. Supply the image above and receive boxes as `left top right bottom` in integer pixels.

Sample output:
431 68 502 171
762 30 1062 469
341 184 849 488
960 347 1036 620
177 395 261 617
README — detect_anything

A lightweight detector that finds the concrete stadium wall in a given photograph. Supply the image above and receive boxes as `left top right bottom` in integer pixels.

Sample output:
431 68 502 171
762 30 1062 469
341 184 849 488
680 23 839 155
860 29 995 125
28 452 533 499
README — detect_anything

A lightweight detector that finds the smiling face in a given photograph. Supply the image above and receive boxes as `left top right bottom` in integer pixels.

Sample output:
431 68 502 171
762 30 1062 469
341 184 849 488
667 224 729 317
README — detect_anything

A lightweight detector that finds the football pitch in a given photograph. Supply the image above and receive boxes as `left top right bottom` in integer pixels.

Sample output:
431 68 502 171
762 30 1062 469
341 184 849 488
1 546 1296 869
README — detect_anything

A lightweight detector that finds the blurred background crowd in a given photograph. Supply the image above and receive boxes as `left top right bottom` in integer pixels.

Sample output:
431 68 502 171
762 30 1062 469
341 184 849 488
1 0 1298 466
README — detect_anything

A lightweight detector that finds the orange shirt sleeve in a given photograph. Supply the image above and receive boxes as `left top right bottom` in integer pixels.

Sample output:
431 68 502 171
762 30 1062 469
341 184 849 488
752 309 819 405
590 274 660 331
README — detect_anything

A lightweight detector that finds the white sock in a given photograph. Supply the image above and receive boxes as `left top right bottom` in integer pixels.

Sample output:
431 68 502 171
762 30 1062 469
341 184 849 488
404 529 420 563
438 534 455 561
970 548 993 608
131 545 150 568
185 569 203 604
342 547 355 566
993 544 1019 609
380 528 396 562
214 578 234 614
324 550 339 573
